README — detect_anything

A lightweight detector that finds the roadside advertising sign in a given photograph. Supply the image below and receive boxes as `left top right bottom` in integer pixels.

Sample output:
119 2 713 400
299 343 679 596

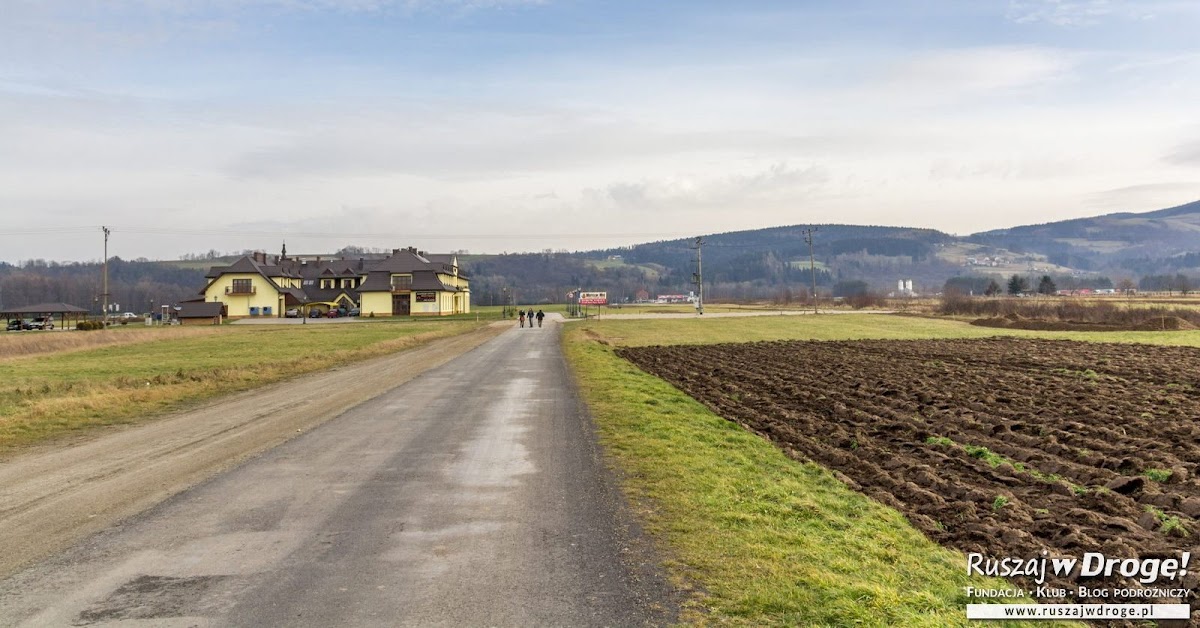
578 291 607 305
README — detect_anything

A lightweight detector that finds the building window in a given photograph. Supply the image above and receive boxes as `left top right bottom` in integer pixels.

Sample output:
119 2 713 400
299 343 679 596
391 275 412 291
231 279 252 294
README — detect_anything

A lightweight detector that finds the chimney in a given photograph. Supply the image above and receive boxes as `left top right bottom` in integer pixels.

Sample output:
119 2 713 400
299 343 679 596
393 249 401 256
358 258 365 270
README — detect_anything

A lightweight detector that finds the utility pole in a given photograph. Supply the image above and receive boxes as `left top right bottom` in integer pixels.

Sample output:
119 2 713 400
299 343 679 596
692 237 704 315
102 226 111 323
803 227 818 315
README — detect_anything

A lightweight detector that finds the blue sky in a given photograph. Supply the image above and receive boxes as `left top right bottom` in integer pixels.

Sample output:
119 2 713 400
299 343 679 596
1 0 1198 261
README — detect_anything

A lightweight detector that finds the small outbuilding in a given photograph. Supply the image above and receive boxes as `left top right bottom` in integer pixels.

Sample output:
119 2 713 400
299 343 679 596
177 300 226 325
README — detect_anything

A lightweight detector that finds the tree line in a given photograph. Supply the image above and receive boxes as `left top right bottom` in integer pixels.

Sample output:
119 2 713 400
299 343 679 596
0 259 204 314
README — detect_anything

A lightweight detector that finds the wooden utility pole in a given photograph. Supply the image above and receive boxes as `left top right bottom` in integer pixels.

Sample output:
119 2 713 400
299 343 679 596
692 237 704 315
803 227 818 314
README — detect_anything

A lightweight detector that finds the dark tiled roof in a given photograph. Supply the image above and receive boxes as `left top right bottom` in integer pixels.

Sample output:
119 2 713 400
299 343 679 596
358 272 393 292
178 302 224 318
412 271 454 291
279 288 308 304
2 302 89 314
367 249 432 273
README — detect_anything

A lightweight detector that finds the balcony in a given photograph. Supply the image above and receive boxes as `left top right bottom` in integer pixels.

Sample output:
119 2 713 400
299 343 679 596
226 285 256 295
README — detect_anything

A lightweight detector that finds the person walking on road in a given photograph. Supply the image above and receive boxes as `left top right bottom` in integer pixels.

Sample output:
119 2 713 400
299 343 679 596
526 309 534 329
536 309 545 327
519 310 526 328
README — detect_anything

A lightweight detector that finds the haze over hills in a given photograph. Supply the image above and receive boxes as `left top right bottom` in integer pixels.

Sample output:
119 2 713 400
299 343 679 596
3 200 1200 310
969 200 1200 271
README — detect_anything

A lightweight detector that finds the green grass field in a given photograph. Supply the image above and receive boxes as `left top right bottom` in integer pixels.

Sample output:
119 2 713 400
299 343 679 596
0 320 485 452
562 313 1162 626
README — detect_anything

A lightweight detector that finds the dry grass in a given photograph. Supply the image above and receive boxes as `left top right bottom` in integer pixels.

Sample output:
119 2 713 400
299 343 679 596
0 327 221 361
938 294 1200 327
0 321 485 451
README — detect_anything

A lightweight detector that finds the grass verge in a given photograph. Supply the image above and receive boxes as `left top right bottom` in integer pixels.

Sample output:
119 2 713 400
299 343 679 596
0 320 486 452
564 326 1075 626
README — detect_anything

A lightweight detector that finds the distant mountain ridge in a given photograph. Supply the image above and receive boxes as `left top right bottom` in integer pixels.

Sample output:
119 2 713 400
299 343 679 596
969 199 1200 269
3 199 1200 309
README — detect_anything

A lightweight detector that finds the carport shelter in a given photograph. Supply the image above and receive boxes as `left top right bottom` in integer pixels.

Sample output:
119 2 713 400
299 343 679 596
1 303 89 329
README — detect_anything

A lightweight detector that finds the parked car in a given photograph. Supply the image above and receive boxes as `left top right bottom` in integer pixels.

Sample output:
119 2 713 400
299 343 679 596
309 309 322 318
25 317 51 330
348 308 360 317
120 312 138 319
285 308 300 318
6 319 26 331
325 309 341 318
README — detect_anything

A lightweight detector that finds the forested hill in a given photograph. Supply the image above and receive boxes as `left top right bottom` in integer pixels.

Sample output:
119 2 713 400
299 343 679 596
0 259 204 314
970 199 1200 270
596 224 951 274
466 224 961 304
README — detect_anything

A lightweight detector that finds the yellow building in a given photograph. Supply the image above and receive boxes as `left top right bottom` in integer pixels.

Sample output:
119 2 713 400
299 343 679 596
199 248 469 318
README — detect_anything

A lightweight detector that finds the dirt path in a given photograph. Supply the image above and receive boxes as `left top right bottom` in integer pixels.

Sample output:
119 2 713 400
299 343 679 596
0 323 506 579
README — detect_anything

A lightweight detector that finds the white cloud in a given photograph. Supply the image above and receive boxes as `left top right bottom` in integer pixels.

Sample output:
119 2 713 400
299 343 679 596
879 46 1078 98
1086 182 1200 210
1165 140 1200 165
583 163 831 212
1007 0 1198 26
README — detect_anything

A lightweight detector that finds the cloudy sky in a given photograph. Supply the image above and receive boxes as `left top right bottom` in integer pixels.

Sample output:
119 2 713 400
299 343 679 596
1 0 1198 262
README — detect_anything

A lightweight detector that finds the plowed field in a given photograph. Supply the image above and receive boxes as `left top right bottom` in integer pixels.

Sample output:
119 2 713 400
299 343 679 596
618 338 1200 608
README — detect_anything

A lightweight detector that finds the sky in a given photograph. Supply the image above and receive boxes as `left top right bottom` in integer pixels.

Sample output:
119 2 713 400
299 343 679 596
1 0 1198 263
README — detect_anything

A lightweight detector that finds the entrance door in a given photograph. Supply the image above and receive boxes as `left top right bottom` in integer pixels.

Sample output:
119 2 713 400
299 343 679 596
392 294 410 315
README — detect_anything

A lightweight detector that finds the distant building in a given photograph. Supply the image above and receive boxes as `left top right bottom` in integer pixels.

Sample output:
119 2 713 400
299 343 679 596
199 246 469 318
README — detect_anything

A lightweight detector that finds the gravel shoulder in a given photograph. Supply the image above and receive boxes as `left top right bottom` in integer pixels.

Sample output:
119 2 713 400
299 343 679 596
0 323 506 579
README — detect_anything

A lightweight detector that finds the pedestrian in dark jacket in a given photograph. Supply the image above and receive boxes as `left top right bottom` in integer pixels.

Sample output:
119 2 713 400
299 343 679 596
536 310 545 327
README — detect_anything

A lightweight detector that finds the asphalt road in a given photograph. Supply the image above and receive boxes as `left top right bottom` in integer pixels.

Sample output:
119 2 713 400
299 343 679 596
0 320 675 627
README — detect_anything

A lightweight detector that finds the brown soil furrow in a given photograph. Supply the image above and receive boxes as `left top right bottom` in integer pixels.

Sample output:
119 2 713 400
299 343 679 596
619 337 1200 616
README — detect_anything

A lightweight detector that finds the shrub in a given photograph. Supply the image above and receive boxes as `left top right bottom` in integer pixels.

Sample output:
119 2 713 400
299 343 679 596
845 292 886 309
